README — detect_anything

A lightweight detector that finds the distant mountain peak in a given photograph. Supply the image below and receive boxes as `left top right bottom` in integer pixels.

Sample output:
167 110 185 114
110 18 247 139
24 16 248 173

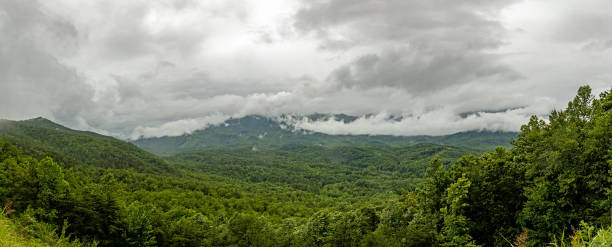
0 117 172 172
20 117 72 131
24 116 51 122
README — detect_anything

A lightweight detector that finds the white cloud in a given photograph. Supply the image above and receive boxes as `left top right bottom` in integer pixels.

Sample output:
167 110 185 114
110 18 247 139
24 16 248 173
130 114 229 139
0 0 609 139
283 99 554 136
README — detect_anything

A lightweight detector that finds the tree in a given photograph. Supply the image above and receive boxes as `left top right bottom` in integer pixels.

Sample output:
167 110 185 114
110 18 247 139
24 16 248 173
447 148 525 246
36 157 69 209
440 174 478 247
516 86 612 245
123 202 157 247
420 156 450 231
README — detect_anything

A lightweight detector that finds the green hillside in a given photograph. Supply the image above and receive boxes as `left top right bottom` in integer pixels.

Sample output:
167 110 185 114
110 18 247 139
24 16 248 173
0 86 608 246
132 115 516 156
0 118 172 173
170 143 475 196
0 117 478 246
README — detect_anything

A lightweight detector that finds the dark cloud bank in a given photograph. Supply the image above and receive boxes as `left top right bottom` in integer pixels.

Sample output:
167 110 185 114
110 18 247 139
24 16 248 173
0 0 610 139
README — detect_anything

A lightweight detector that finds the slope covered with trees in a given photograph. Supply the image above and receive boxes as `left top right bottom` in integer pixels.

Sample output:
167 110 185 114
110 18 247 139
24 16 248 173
170 143 473 196
0 85 610 246
0 117 477 246
403 86 612 246
0 118 172 173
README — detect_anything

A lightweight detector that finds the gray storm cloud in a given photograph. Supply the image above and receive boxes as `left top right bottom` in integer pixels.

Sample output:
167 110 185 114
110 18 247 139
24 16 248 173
549 0 612 51
293 0 524 93
0 0 95 130
293 0 517 50
0 0 610 139
327 49 522 93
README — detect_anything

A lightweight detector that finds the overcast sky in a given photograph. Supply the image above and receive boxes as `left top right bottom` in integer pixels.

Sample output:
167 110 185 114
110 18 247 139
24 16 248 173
0 0 610 139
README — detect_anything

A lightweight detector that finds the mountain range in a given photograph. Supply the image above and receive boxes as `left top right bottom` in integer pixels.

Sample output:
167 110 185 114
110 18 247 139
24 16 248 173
132 115 517 155
1 86 608 246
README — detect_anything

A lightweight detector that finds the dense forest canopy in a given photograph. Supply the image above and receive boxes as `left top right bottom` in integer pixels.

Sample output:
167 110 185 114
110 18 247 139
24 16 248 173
0 85 610 246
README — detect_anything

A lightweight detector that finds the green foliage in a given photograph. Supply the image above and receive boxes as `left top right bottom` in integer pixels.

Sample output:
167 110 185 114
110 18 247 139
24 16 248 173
412 85 612 247
421 157 450 228
167 213 213 247
36 157 69 209
53 190 123 246
515 86 612 245
440 175 478 247
122 202 157 247
0 141 40 211
169 143 472 197
0 85 609 247
0 119 173 173
0 211 92 247
551 222 612 247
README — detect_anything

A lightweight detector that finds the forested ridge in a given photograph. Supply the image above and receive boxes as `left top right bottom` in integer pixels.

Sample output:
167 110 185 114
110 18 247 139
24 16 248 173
0 118 172 173
0 86 610 246
132 115 516 156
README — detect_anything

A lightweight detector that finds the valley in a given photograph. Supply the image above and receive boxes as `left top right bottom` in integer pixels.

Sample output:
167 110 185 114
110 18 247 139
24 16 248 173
0 86 610 246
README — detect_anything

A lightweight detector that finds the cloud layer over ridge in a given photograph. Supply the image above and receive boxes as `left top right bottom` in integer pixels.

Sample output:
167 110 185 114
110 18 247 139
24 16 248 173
0 0 610 139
